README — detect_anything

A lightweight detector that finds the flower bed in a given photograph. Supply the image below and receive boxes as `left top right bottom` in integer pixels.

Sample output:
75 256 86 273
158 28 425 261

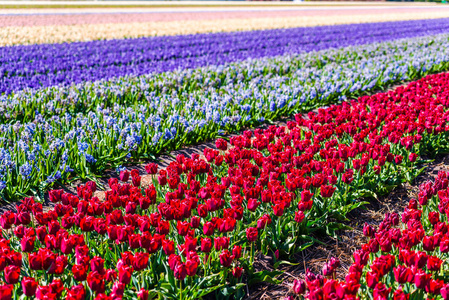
2 33 449 201
1 72 449 299
299 170 449 300
2 18 449 94
2 11 449 48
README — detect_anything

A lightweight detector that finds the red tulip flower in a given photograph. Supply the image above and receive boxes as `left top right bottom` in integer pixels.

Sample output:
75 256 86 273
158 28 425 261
320 185 336 198
20 235 35 253
4 265 20 284
21 277 38 296
133 252 149 272
118 265 133 285
119 170 129 182
201 238 212 253
246 227 258 243
174 263 187 280
203 222 214 236
232 266 243 278
138 288 150 300
219 250 234 268
0 285 13 300
87 271 104 293
145 163 158 175
215 138 227 151
292 279 306 294
414 270 431 289
72 264 88 281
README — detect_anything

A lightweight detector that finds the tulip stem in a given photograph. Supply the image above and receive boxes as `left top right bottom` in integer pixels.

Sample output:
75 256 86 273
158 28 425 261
250 242 254 267
205 254 210 277
149 255 153 283
141 271 144 290
179 279 183 300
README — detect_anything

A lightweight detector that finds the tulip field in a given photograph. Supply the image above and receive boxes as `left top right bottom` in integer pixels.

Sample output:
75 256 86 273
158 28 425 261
3 3 449 299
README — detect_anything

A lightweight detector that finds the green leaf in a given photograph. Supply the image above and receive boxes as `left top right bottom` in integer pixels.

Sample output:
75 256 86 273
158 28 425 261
325 222 352 237
352 189 378 200
214 283 244 297
194 284 227 298
273 260 300 269
248 270 283 286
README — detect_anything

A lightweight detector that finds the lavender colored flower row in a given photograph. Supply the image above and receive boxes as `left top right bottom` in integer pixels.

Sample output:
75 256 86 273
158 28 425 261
2 18 449 95
1 34 449 201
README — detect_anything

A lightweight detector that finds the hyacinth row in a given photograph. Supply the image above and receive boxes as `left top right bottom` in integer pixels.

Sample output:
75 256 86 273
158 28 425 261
298 170 449 300
2 18 449 94
0 72 449 299
2 11 449 49
2 33 449 201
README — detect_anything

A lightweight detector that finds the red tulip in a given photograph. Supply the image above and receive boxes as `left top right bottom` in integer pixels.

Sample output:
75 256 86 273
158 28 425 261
133 252 149 271
219 249 234 268
232 245 242 259
4 265 20 284
232 266 243 278
157 174 167 186
301 190 313 202
145 163 158 175
363 223 375 238
20 235 34 253
137 288 150 300
414 270 431 289
185 259 198 276
105 269 117 282
294 211 305 223
91 256 105 275
247 199 260 212
132 175 141 187
272 203 284 216
21 277 38 296
36 285 57 299
373 282 391 300
441 284 449 300
72 264 88 281
66 285 86 300
118 265 133 285
48 189 64 203
119 170 129 182
112 281 126 296
320 185 336 198
393 265 413 284
292 279 306 294
163 239 175 256
215 138 227 151
174 263 187 280
246 227 258 243
203 222 214 236
0 285 13 300
79 216 94 232
427 256 443 272
201 238 212 253
366 271 380 289
49 279 64 298
87 271 104 293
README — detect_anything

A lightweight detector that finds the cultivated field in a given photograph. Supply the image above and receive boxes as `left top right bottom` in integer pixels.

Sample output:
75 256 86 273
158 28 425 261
1 2 449 299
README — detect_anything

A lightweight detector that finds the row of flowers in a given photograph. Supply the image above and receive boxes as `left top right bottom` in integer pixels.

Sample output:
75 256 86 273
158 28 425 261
0 13 447 48
0 9 443 27
2 18 448 94
2 33 449 201
0 72 449 299
296 170 449 300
